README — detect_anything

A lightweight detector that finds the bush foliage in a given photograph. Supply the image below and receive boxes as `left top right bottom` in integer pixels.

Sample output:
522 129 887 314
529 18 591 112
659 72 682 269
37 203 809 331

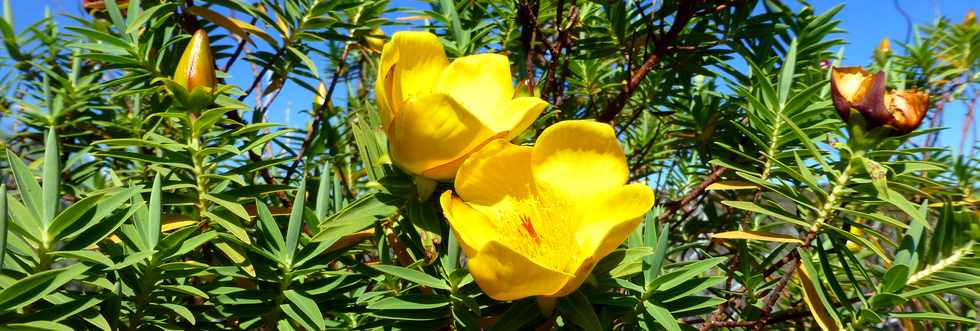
0 0 978 330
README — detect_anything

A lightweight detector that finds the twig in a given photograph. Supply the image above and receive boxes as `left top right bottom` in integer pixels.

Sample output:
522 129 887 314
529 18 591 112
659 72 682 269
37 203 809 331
657 166 728 223
596 1 696 123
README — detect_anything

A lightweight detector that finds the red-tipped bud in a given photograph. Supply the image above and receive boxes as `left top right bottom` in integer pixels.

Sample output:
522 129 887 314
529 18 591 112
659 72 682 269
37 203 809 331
174 29 216 93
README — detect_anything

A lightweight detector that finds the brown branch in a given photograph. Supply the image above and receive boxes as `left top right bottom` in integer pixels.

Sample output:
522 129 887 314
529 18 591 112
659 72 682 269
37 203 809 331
657 166 728 223
517 0 539 91
596 1 697 123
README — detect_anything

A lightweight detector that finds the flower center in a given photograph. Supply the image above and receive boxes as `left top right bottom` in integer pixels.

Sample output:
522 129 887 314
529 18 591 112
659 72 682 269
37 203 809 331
493 197 579 272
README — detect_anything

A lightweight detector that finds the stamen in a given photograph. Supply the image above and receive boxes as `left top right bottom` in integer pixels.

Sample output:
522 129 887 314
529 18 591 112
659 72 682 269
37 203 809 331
519 214 540 244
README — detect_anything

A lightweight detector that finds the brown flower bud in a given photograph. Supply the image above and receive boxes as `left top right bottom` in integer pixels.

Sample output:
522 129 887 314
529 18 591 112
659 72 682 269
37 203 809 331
830 67 889 126
884 90 929 134
878 38 891 54
174 29 216 93
965 10 977 26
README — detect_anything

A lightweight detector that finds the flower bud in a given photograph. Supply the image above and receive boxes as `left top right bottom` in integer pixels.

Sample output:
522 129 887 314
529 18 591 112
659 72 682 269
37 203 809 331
965 9 977 26
174 29 216 93
877 37 891 54
313 82 328 107
830 67 888 126
884 90 929 134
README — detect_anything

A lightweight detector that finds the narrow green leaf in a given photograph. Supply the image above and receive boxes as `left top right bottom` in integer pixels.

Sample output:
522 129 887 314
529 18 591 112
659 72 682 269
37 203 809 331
557 291 602 331
283 290 325 330
370 264 450 290
255 199 285 260
777 38 797 106
0 184 6 270
148 174 162 249
888 312 980 324
285 178 307 266
42 129 60 226
368 294 451 310
0 264 89 312
46 193 105 241
643 301 681 331
6 150 42 223
158 303 196 325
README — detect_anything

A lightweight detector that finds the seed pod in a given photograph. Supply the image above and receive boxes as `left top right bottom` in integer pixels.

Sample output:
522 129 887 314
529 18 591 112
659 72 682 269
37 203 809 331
830 67 889 127
884 90 929 134
174 29 216 93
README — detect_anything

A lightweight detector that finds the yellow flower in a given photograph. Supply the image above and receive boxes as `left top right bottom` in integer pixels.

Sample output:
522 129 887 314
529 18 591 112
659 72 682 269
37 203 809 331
440 120 655 300
376 31 548 181
174 29 216 94
965 9 977 26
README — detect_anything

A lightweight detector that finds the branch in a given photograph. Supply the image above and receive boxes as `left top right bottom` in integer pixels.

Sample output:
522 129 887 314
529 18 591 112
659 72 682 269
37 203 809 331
596 1 696 123
657 166 728 223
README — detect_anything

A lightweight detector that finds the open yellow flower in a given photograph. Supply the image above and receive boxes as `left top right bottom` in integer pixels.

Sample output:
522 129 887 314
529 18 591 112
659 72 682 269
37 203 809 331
376 31 548 181
440 120 655 300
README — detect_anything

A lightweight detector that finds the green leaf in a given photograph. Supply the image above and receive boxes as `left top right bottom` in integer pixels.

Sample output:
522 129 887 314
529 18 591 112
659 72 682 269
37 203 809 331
368 294 451 310
311 193 397 246
46 193 105 242
283 290 325 330
7 150 42 224
557 291 602 331
880 264 910 293
160 285 209 299
147 174 162 249
901 280 980 299
285 178 307 266
157 303 196 325
649 257 725 291
722 201 810 228
1 320 74 331
777 38 797 106
888 312 980 324
643 301 681 331
488 299 541 331
370 264 450 291
0 264 89 312
287 46 319 78
255 200 285 259
0 184 6 270
48 250 114 267
42 129 60 225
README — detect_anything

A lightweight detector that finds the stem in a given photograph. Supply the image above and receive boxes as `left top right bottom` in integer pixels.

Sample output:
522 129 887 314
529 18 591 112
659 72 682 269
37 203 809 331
811 151 861 232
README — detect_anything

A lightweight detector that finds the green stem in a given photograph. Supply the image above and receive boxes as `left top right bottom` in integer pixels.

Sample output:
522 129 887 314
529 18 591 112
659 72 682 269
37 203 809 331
810 151 862 232
265 270 293 328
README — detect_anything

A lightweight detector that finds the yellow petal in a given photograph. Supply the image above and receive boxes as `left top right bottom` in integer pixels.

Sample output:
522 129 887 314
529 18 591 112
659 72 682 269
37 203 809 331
385 31 449 127
467 240 572 301
499 97 548 140
454 139 534 207
531 120 628 202
440 191 497 254
576 184 653 268
388 94 497 181
376 41 397 128
437 54 514 127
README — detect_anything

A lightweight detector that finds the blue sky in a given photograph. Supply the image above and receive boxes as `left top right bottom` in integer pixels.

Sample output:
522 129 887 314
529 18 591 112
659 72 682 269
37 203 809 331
5 0 978 154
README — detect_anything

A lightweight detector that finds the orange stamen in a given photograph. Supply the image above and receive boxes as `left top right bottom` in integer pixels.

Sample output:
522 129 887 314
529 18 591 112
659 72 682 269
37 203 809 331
520 214 540 244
